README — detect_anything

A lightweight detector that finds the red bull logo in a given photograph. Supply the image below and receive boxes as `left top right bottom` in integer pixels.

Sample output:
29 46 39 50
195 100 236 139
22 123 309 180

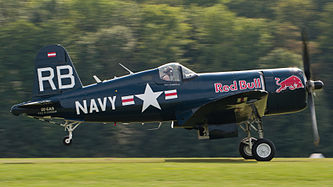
275 75 304 93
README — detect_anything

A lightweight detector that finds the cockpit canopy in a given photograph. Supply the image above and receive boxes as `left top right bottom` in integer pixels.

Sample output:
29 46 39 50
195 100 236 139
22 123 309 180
158 63 197 82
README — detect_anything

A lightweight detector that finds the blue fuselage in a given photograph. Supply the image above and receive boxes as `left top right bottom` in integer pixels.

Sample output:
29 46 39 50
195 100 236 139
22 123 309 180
24 67 306 126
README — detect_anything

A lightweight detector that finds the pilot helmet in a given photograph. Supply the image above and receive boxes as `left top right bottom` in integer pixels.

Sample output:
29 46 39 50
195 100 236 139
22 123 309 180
164 67 173 75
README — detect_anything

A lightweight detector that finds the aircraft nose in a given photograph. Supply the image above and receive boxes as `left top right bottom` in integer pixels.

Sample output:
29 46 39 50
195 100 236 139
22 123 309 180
314 80 324 90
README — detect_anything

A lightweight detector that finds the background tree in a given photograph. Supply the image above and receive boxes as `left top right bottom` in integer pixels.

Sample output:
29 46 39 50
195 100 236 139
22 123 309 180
0 0 331 157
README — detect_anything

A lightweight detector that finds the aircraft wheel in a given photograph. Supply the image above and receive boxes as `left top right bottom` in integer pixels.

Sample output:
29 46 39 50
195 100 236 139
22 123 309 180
239 139 256 159
63 136 72 146
252 138 275 161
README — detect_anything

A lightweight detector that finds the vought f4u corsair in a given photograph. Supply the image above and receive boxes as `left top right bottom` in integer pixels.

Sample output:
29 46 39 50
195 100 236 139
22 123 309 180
11 32 324 161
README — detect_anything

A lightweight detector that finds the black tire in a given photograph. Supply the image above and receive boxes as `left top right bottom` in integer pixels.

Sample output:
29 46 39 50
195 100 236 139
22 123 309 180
239 140 256 159
63 136 72 146
252 138 275 161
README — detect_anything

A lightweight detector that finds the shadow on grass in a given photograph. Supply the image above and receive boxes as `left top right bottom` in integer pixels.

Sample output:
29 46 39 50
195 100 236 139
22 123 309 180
0 158 263 164
3 162 35 164
165 158 257 163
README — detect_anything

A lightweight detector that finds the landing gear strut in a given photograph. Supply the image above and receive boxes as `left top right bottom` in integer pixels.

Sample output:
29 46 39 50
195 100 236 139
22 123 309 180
61 121 81 146
239 119 276 161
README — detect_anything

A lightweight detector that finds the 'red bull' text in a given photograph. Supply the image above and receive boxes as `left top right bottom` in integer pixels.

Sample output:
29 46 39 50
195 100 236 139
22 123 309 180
214 78 262 93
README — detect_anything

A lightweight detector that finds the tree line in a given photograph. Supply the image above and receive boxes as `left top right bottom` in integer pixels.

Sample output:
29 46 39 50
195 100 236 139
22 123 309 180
0 0 332 157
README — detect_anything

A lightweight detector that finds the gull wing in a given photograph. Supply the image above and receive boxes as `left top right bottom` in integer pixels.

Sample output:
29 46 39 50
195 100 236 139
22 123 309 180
176 90 268 127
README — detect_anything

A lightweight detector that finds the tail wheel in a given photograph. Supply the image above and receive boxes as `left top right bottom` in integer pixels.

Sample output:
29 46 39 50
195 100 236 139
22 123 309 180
252 138 275 161
61 121 81 146
239 138 257 159
63 136 72 146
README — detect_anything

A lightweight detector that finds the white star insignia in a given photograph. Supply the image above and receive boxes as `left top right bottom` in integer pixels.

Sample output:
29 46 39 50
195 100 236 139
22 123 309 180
135 83 163 112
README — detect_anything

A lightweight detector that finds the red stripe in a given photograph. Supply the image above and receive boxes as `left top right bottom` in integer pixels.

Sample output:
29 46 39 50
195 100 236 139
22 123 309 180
122 98 134 103
48 52 56 57
165 92 177 97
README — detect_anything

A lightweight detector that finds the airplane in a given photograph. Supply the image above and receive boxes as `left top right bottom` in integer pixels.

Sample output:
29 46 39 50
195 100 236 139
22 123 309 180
10 32 324 161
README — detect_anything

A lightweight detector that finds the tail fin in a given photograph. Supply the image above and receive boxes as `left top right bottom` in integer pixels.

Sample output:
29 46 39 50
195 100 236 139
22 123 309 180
33 45 82 98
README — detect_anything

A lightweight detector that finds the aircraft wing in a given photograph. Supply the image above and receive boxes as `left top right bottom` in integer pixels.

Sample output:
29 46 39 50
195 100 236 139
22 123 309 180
176 90 268 127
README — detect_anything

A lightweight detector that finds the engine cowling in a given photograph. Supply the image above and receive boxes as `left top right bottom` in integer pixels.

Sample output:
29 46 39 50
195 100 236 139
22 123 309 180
262 68 307 115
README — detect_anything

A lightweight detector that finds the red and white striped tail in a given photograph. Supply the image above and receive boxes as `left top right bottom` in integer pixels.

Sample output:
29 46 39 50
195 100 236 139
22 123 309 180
47 52 56 57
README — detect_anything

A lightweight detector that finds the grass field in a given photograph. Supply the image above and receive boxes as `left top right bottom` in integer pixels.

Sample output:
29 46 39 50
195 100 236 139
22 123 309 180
1 158 333 186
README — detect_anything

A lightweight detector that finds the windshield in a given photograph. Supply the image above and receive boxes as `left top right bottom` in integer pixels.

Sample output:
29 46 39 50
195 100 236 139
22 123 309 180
182 66 197 80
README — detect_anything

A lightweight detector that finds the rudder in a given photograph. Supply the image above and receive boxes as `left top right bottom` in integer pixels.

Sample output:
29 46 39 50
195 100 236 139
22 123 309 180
33 45 82 98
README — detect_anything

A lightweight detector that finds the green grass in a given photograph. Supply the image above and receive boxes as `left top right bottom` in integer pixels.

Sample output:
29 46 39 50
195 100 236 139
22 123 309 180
1 158 333 186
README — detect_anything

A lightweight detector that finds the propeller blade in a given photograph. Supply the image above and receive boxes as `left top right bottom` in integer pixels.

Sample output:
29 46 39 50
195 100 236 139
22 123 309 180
302 29 311 80
308 91 320 146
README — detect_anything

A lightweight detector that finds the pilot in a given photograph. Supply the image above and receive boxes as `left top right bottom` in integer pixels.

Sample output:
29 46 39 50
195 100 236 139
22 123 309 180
162 67 173 81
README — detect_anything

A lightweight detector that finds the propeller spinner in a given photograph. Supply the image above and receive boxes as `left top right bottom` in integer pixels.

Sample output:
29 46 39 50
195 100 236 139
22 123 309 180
301 30 324 146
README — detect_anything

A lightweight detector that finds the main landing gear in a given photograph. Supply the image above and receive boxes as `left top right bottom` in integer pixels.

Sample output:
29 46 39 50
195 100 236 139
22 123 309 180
239 119 276 161
61 121 81 146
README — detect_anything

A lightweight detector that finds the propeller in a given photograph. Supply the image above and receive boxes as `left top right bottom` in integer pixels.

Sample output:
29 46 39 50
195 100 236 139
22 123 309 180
301 29 324 146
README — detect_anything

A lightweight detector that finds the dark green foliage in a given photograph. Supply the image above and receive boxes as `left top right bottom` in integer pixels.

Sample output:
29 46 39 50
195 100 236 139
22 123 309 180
0 0 331 158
